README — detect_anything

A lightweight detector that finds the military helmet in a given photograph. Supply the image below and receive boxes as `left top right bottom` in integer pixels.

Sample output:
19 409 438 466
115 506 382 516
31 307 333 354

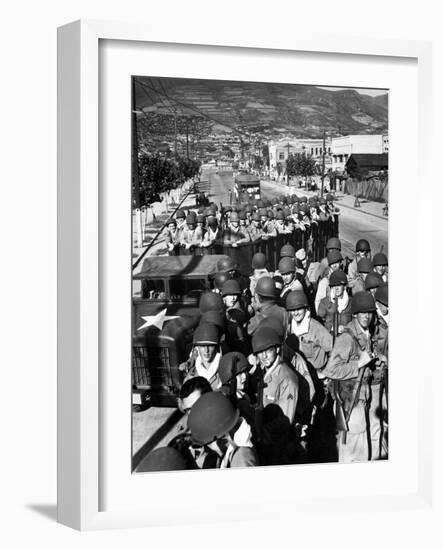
238 210 246 220
186 214 196 226
135 447 187 472
166 218 176 227
258 207 267 217
196 214 205 223
213 272 229 291
318 197 326 205
327 249 343 265
276 211 285 220
255 276 277 298
218 352 249 384
230 212 240 222
357 258 373 273
375 284 389 307
372 252 388 266
326 237 341 250
285 290 309 311
326 193 334 202
231 205 238 212
175 209 185 219
252 252 267 269
280 243 295 258
356 238 371 252
351 291 376 314
278 257 296 275
257 316 285 339
200 309 225 330
216 256 238 273
329 269 348 287
300 196 308 203
221 279 241 297
188 392 239 445
365 272 383 290
252 326 282 354
267 209 274 219
207 215 218 227
245 205 253 213
199 291 224 314
193 322 220 345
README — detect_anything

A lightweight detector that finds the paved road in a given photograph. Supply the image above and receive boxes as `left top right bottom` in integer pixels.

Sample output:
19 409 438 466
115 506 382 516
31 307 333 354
259 179 388 258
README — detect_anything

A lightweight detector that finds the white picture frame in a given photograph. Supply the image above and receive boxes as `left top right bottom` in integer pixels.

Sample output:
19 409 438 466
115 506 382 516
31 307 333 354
57 19 433 531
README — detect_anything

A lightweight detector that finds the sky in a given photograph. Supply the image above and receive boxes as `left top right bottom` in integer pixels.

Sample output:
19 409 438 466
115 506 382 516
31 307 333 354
317 86 388 97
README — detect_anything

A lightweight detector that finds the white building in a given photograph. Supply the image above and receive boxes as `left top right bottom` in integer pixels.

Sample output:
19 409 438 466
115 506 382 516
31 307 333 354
268 137 332 177
331 134 389 172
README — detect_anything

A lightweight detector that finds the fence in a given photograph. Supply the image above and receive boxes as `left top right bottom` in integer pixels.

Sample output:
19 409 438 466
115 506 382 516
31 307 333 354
174 217 339 274
344 178 388 203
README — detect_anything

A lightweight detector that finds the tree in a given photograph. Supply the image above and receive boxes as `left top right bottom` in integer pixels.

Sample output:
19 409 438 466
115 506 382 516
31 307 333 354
286 152 317 178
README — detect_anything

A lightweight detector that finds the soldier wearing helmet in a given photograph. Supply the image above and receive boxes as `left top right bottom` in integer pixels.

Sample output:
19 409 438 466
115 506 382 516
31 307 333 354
373 284 389 361
249 252 272 297
221 279 250 355
135 446 189 472
222 211 251 246
316 237 342 281
372 252 388 283
247 212 263 242
323 291 387 463
364 271 384 297
317 270 352 335
247 276 289 336
165 218 180 255
201 215 220 248
315 249 343 312
180 213 203 252
275 210 291 235
278 257 303 304
348 239 372 289
286 290 333 376
181 323 222 390
352 258 374 294
187 392 259 468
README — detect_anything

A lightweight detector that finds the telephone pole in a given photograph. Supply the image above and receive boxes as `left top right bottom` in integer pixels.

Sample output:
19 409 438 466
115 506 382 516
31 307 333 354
321 131 326 196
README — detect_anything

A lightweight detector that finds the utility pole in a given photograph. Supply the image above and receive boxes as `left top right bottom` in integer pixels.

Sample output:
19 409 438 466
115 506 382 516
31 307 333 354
321 130 326 197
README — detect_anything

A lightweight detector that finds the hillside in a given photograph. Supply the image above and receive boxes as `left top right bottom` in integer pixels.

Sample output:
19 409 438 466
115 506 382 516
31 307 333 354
134 77 388 138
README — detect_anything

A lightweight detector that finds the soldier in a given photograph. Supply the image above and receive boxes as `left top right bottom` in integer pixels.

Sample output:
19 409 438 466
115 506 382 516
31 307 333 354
316 237 342 281
187 392 259 468
317 269 352 335
222 211 251 246
249 252 272 297
181 323 223 390
278 257 303 305
180 214 203 252
248 212 263 242
201 215 221 247
280 243 296 260
221 279 249 352
211 272 229 294
165 218 180 255
286 290 333 377
323 291 388 463
372 252 388 283
247 277 289 336
364 272 384 296
352 258 373 294
275 211 291 234
315 249 343 312
177 376 212 417
175 208 186 235
251 325 300 424
373 284 388 360
348 239 371 289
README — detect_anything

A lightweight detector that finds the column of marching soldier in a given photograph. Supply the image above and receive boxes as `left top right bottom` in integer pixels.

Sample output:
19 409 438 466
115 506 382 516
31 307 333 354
136 193 389 472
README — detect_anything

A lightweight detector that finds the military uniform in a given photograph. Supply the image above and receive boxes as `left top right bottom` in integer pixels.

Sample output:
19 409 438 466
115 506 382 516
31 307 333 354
322 318 387 462
262 357 300 424
317 292 352 334
247 300 289 336
288 316 333 374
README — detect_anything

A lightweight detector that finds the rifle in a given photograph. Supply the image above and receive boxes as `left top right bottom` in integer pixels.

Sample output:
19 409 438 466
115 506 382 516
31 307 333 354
332 294 339 344
254 366 265 443
229 355 238 407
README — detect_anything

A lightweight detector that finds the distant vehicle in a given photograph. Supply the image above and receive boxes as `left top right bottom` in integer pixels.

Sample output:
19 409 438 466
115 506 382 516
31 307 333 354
234 172 261 200
132 254 231 406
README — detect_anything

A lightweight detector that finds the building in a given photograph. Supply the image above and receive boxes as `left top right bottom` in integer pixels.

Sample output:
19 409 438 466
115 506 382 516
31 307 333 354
345 153 389 179
331 134 389 172
268 137 332 177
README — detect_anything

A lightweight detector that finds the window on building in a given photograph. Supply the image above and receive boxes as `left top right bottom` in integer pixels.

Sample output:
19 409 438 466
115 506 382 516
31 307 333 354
328 147 331 153
279 152 285 160
339 155 343 163
315 148 318 155
311 148 314 155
